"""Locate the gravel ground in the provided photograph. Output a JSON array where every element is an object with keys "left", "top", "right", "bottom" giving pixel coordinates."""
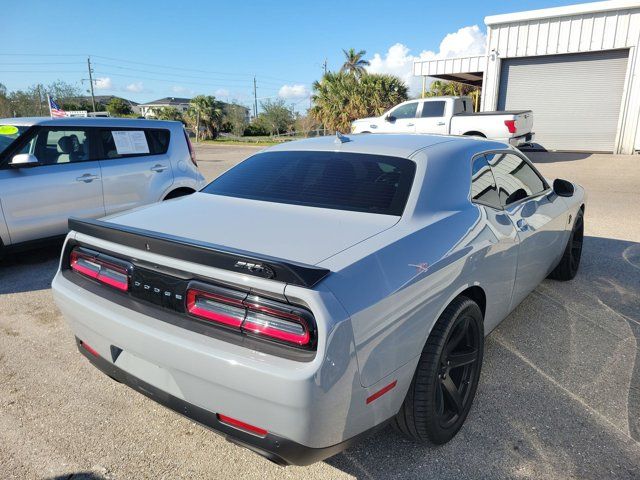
[{"left": 0, "top": 144, "right": 639, "bottom": 480}]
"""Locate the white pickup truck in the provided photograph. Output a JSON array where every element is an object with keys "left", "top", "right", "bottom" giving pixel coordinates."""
[{"left": 351, "top": 96, "right": 534, "bottom": 147}]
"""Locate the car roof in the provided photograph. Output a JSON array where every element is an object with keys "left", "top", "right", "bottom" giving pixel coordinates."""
[
  {"left": 267, "top": 133, "right": 509, "bottom": 159},
  {"left": 0, "top": 117, "right": 181, "bottom": 129}
]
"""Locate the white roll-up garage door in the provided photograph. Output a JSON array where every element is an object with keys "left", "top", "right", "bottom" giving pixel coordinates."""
[{"left": 497, "top": 49, "right": 629, "bottom": 152}]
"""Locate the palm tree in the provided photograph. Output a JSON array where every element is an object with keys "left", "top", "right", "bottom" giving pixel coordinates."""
[
  {"left": 341, "top": 48, "right": 370, "bottom": 76},
  {"left": 426, "top": 80, "right": 481, "bottom": 111},
  {"left": 311, "top": 71, "right": 407, "bottom": 132},
  {"left": 187, "top": 95, "right": 224, "bottom": 140}
]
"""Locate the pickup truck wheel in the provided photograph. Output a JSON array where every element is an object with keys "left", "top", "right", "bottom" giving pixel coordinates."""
[
  {"left": 393, "top": 296, "right": 483, "bottom": 444},
  {"left": 548, "top": 208, "right": 584, "bottom": 281}
]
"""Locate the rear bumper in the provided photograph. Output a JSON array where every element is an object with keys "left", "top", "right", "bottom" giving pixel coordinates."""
[
  {"left": 509, "top": 132, "right": 535, "bottom": 146},
  {"left": 75, "top": 337, "right": 371, "bottom": 466}
]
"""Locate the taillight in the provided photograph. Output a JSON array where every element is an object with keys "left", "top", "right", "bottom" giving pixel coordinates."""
[
  {"left": 504, "top": 119, "right": 517, "bottom": 134},
  {"left": 70, "top": 248, "right": 131, "bottom": 292},
  {"left": 184, "top": 129, "right": 197, "bottom": 166},
  {"left": 186, "top": 288, "right": 245, "bottom": 328},
  {"left": 186, "top": 285, "right": 314, "bottom": 348}
]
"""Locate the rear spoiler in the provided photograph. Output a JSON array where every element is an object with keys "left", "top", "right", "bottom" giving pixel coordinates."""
[{"left": 68, "top": 217, "right": 330, "bottom": 288}]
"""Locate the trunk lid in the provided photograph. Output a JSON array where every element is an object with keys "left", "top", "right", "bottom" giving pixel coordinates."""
[{"left": 103, "top": 193, "right": 400, "bottom": 266}]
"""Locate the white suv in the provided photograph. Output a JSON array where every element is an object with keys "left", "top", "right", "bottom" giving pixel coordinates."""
[{"left": 0, "top": 117, "right": 206, "bottom": 255}]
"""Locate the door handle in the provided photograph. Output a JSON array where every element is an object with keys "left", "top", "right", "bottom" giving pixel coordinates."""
[
  {"left": 150, "top": 164, "right": 168, "bottom": 173},
  {"left": 437, "top": 121, "right": 446, "bottom": 126},
  {"left": 516, "top": 219, "right": 530, "bottom": 231},
  {"left": 76, "top": 173, "right": 99, "bottom": 183},
  {"left": 407, "top": 123, "right": 415, "bottom": 127}
]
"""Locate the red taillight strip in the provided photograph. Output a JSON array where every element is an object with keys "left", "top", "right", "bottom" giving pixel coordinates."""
[
  {"left": 217, "top": 414, "right": 268, "bottom": 437},
  {"left": 80, "top": 341, "right": 100, "bottom": 358},
  {"left": 186, "top": 289, "right": 244, "bottom": 328},
  {"left": 366, "top": 380, "right": 397, "bottom": 404},
  {"left": 70, "top": 249, "right": 130, "bottom": 292},
  {"left": 242, "top": 309, "right": 310, "bottom": 346}
]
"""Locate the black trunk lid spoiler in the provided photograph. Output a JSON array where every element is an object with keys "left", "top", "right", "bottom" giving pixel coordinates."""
[{"left": 68, "top": 217, "right": 330, "bottom": 288}]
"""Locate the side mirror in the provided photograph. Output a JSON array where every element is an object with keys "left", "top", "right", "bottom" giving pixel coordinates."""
[
  {"left": 9, "top": 153, "right": 40, "bottom": 168},
  {"left": 553, "top": 178, "right": 575, "bottom": 197},
  {"left": 385, "top": 114, "right": 396, "bottom": 123}
]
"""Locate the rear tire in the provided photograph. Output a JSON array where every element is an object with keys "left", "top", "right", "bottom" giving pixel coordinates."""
[
  {"left": 393, "top": 296, "right": 484, "bottom": 444},
  {"left": 548, "top": 208, "right": 584, "bottom": 281}
]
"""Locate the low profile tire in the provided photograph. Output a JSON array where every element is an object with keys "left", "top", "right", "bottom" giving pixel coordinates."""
[
  {"left": 548, "top": 209, "right": 584, "bottom": 281},
  {"left": 393, "top": 296, "right": 484, "bottom": 444}
]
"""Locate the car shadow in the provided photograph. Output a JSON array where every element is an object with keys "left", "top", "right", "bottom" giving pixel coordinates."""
[
  {"left": 325, "top": 235, "right": 640, "bottom": 479},
  {"left": 45, "top": 474, "right": 108, "bottom": 480},
  {"left": 0, "top": 242, "right": 62, "bottom": 294}
]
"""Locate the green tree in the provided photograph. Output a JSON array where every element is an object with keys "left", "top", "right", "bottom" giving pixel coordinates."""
[
  {"left": 152, "top": 106, "right": 183, "bottom": 121},
  {"left": 106, "top": 97, "right": 133, "bottom": 116},
  {"left": 222, "top": 103, "right": 249, "bottom": 137},
  {"left": 256, "top": 98, "right": 294, "bottom": 135},
  {"left": 426, "top": 80, "right": 481, "bottom": 111},
  {"left": 0, "top": 83, "right": 11, "bottom": 118},
  {"left": 311, "top": 72, "right": 408, "bottom": 133},
  {"left": 186, "top": 95, "right": 224, "bottom": 140},
  {"left": 341, "top": 48, "right": 370, "bottom": 76}
]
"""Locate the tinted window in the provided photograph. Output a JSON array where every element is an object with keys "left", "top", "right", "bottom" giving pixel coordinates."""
[
  {"left": 27, "top": 128, "right": 92, "bottom": 165},
  {"left": 390, "top": 102, "right": 418, "bottom": 120},
  {"left": 421, "top": 101, "right": 445, "bottom": 117},
  {"left": 203, "top": 151, "right": 416, "bottom": 216},
  {"left": 98, "top": 129, "right": 170, "bottom": 159},
  {"left": 487, "top": 153, "right": 546, "bottom": 206},
  {"left": 471, "top": 156, "right": 501, "bottom": 209}
]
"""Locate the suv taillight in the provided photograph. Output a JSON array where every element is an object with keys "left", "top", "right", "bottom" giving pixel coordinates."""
[
  {"left": 184, "top": 129, "right": 197, "bottom": 166},
  {"left": 186, "top": 285, "right": 314, "bottom": 348},
  {"left": 504, "top": 119, "right": 517, "bottom": 134},
  {"left": 70, "top": 248, "right": 131, "bottom": 292}
]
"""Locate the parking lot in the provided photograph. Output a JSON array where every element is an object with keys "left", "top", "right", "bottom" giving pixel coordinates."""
[{"left": 0, "top": 144, "right": 639, "bottom": 480}]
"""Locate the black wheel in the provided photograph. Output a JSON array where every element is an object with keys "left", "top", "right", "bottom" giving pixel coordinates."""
[
  {"left": 548, "top": 208, "right": 584, "bottom": 281},
  {"left": 393, "top": 296, "right": 484, "bottom": 444}
]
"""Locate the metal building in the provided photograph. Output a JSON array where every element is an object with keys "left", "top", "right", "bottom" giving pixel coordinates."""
[{"left": 414, "top": 1, "right": 640, "bottom": 153}]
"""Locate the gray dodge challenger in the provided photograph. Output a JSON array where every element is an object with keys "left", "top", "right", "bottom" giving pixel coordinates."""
[{"left": 52, "top": 133, "right": 585, "bottom": 465}]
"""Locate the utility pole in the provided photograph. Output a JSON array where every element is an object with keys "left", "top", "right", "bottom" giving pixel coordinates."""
[
  {"left": 87, "top": 57, "right": 96, "bottom": 112},
  {"left": 36, "top": 85, "right": 43, "bottom": 116},
  {"left": 421, "top": 76, "right": 426, "bottom": 99},
  {"left": 196, "top": 109, "right": 200, "bottom": 143},
  {"left": 323, "top": 58, "right": 327, "bottom": 76},
  {"left": 253, "top": 76, "right": 258, "bottom": 119}
]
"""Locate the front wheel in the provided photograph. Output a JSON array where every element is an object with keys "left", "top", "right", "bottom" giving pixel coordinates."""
[{"left": 393, "top": 296, "right": 484, "bottom": 444}]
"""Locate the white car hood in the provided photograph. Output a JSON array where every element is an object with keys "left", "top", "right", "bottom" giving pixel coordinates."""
[{"left": 105, "top": 193, "right": 399, "bottom": 266}]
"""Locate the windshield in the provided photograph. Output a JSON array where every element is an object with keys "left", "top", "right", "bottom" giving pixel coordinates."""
[
  {"left": 202, "top": 151, "right": 416, "bottom": 216},
  {"left": 0, "top": 125, "right": 30, "bottom": 156}
]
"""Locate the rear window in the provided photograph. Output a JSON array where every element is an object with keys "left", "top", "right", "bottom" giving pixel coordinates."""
[{"left": 202, "top": 151, "right": 416, "bottom": 215}]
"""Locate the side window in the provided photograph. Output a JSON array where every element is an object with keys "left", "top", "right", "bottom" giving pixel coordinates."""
[
  {"left": 487, "top": 153, "right": 546, "bottom": 206},
  {"left": 98, "top": 129, "right": 170, "bottom": 160},
  {"left": 471, "top": 155, "right": 501, "bottom": 209},
  {"left": 390, "top": 102, "right": 418, "bottom": 120},
  {"left": 32, "top": 128, "right": 92, "bottom": 165},
  {"left": 421, "top": 101, "right": 445, "bottom": 118}
]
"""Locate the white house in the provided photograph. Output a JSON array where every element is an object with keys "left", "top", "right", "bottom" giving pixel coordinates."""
[
  {"left": 139, "top": 97, "right": 191, "bottom": 118},
  {"left": 414, "top": 0, "right": 640, "bottom": 153}
]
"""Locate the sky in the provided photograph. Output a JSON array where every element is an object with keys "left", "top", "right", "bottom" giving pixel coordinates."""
[{"left": 2, "top": 0, "right": 575, "bottom": 112}]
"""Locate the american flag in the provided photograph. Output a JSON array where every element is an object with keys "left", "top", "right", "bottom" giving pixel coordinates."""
[{"left": 48, "top": 95, "right": 66, "bottom": 118}]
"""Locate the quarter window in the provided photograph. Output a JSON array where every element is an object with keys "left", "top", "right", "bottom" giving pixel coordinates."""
[
  {"left": 471, "top": 156, "right": 501, "bottom": 209},
  {"left": 390, "top": 102, "right": 418, "bottom": 120},
  {"left": 421, "top": 101, "right": 445, "bottom": 118},
  {"left": 98, "top": 129, "right": 170, "bottom": 159},
  {"left": 486, "top": 153, "right": 546, "bottom": 206}
]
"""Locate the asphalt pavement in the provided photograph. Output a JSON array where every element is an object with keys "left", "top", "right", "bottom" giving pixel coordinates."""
[{"left": 0, "top": 144, "right": 639, "bottom": 479}]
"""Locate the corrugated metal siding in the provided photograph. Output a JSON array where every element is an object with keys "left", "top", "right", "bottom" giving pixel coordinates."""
[
  {"left": 413, "top": 55, "right": 487, "bottom": 76},
  {"left": 498, "top": 50, "right": 629, "bottom": 151},
  {"left": 488, "top": 8, "right": 640, "bottom": 56}
]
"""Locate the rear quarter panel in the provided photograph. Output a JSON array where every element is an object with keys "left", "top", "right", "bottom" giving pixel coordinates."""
[
  {"left": 165, "top": 125, "right": 206, "bottom": 194},
  {"left": 0, "top": 198, "right": 10, "bottom": 246}
]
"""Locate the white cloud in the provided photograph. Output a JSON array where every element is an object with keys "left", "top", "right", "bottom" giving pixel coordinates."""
[
  {"left": 278, "top": 84, "right": 309, "bottom": 99},
  {"left": 125, "top": 81, "right": 144, "bottom": 93},
  {"left": 93, "top": 77, "right": 112, "bottom": 90},
  {"left": 366, "top": 25, "right": 487, "bottom": 94},
  {"left": 215, "top": 88, "right": 230, "bottom": 98}
]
